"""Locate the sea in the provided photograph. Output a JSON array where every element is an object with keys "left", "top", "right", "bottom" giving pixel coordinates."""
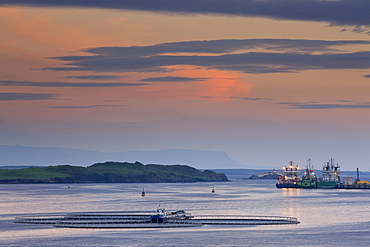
[{"left": 1, "top": 178, "right": 370, "bottom": 247}]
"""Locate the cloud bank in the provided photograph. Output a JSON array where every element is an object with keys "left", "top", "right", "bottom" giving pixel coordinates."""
[
  {"left": 0, "top": 81, "right": 149, "bottom": 87},
  {"left": 64, "top": 75, "right": 122, "bottom": 81},
  {"left": 44, "top": 39, "right": 370, "bottom": 74},
  {"left": 0, "top": 92, "right": 58, "bottom": 101},
  {"left": 48, "top": 105, "right": 115, "bottom": 109},
  {"left": 278, "top": 102, "right": 370, "bottom": 109},
  {"left": 141, "top": 76, "right": 207, "bottom": 82},
  {"left": 0, "top": 0, "right": 369, "bottom": 27}
]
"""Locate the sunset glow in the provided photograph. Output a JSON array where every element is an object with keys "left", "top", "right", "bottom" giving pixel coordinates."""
[{"left": 1, "top": 1, "right": 370, "bottom": 169}]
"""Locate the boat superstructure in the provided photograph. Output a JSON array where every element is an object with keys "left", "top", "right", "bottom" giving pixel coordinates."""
[
  {"left": 276, "top": 161, "right": 300, "bottom": 188},
  {"left": 151, "top": 206, "right": 192, "bottom": 223},
  {"left": 317, "top": 158, "right": 340, "bottom": 189}
]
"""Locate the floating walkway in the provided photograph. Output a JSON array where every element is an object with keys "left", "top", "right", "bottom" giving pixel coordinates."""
[
  {"left": 194, "top": 215, "right": 299, "bottom": 225},
  {"left": 14, "top": 211, "right": 300, "bottom": 228}
]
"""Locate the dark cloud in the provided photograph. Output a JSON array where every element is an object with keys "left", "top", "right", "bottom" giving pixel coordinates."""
[
  {"left": 200, "top": 96, "right": 273, "bottom": 101},
  {"left": 48, "top": 105, "right": 115, "bottom": 109},
  {"left": 278, "top": 102, "right": 370, "bottom": 109},
  {"left": 81, "top": 39, "right": 369, "bottom": 56},
  {"left": 141, "top": 76, "right": 207, "bottom": 82},
  {"left": 364, "top": 74, "right": 370, "bottom": 78},
  {"left": 44, "top": 39, "right": 370, "bottom": 74},
  {"left": 0, "top": 81, "right": 150, "bottom": 87},
  {"left": 0, "top": 92, "right": 58, "bottom": 101},
  {"left": 0, "top": 0, "right": 369, "bottom": 26},
  {"left": 236, "top": 97, "right": 273, "bottom": 101},
  {"left": 63, "top": 75, "right": 122, "bottom": 81}
]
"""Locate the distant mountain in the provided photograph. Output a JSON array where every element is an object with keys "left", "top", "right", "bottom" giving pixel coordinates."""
[{"left": 0, "top": 145, "right": 247, "bottom": 169}]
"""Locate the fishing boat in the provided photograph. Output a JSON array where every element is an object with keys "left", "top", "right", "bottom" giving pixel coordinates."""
[
  {"left": 276, "top": 161, "right": 300, "bottom": 188},
  {"left": 316, "top": 158, "right": 340, "bottom": 189},
  {"left": 151, "top": 206, "right": 192, "bottom": 223},
  {"left": 297, "top": 159, "right": 317, "bottom": 189}
]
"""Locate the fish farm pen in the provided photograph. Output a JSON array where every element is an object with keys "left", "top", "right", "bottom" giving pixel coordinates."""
[
  {"left": 13, "top": 211, "right": 300, "bottom": 228},
  {"left": 192, "top": 215, "right": 299, "bottom": 225}
]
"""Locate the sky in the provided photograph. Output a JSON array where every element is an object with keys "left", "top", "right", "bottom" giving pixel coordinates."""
[{"left": 0, "top": 0, "right": 370, "bottom": 170}]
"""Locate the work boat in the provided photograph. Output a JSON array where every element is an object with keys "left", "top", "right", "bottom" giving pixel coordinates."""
[
  {"left": 297, "top": 159, "right": 317, "bottom": 189},
  {"left": 276, "top": 161, "right": 300, "bottom": 188},
  {"left": 316, "top": 158, "right": 340, "bottom": 189},
  {"left": 151, "top": 206, "right": 192, "bottom": 223}
]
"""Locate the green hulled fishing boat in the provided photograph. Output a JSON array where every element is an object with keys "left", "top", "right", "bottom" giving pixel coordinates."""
[{"left": 297, "top": 159, "right": 317, "bottom": 189}]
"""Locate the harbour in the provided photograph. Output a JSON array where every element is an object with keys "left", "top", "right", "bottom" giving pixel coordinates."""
[
  {"left": 2, "top": 180, "right": 370, "bottom": 246},
  {"left": 275, "top": 158, "right": 370, "bottom": 190}
]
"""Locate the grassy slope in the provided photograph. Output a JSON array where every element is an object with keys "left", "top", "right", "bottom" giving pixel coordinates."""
[
  {"left": 0, "top": 162, "right": 228, "bottom": 183},
  {"left": 0, "top": 166, "right": 69, "bottom": 180}
]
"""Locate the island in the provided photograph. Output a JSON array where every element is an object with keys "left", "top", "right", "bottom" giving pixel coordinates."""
[
  {"left": 248, "top": 170, "right": 281, "bottom": 179},
  {"left": 0, "top": 161, "right": 229, "bottom": 183}
]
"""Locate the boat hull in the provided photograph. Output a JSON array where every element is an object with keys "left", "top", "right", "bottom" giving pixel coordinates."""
[
  {"left": 297, "top": 179, "right": 317, "bottom": 189},
  {"left": 316, "top": 181, "right": 338, "bottom": 189},
  {"left": 276, "top": 183, "right": 299, "bottom": 189}
]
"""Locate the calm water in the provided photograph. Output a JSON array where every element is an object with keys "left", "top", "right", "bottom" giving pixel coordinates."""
[{"left": 1, "top": 180, "right": 370, "bottom": 246}]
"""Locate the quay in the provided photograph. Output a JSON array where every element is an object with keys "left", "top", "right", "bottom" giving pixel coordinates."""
[{"left": 337, "top": 183, "right": 370, "bottom": 189}]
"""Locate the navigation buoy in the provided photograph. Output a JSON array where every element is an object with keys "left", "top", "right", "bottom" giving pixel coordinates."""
[
  {"left": 141, "top": 188, "right": 146, "bottom": 197},
  {"left": 212, "top": 185, "right": 215, "bottom": 193}
]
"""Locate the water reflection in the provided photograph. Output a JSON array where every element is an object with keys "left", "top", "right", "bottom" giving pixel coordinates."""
[{"left": 281, "top": 188, "right": 301, "bottom": 220}]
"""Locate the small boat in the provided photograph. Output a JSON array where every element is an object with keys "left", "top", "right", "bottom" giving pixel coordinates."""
[
  {"left": 316, "top": 158, "right": 340, "bottom": 189},
  {"left": 276, "top": 161, "right": 300, "bottom": 188}
]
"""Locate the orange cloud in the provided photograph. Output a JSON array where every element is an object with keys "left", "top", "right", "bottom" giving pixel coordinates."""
[
  {"left": 102, "top": 66, "right": 253, "bottom": 102},
  {"left": 0, "top": 7, "right": 130, "bottom": 54},
  {"left": 170, "top": 65, "right": 252, "bottom": 102},
  {"left": 0, "top": 7, "right": 114, "bottom": 82}
]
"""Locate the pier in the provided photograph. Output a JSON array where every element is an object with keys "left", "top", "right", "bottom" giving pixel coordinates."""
[{"left": 337, "top": 183, "right": 370, "bottom": 189}]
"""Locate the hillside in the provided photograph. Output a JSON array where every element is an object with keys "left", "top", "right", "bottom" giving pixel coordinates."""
[{"left": 0, "top": 161, "right": 229, "bottom": 183}]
